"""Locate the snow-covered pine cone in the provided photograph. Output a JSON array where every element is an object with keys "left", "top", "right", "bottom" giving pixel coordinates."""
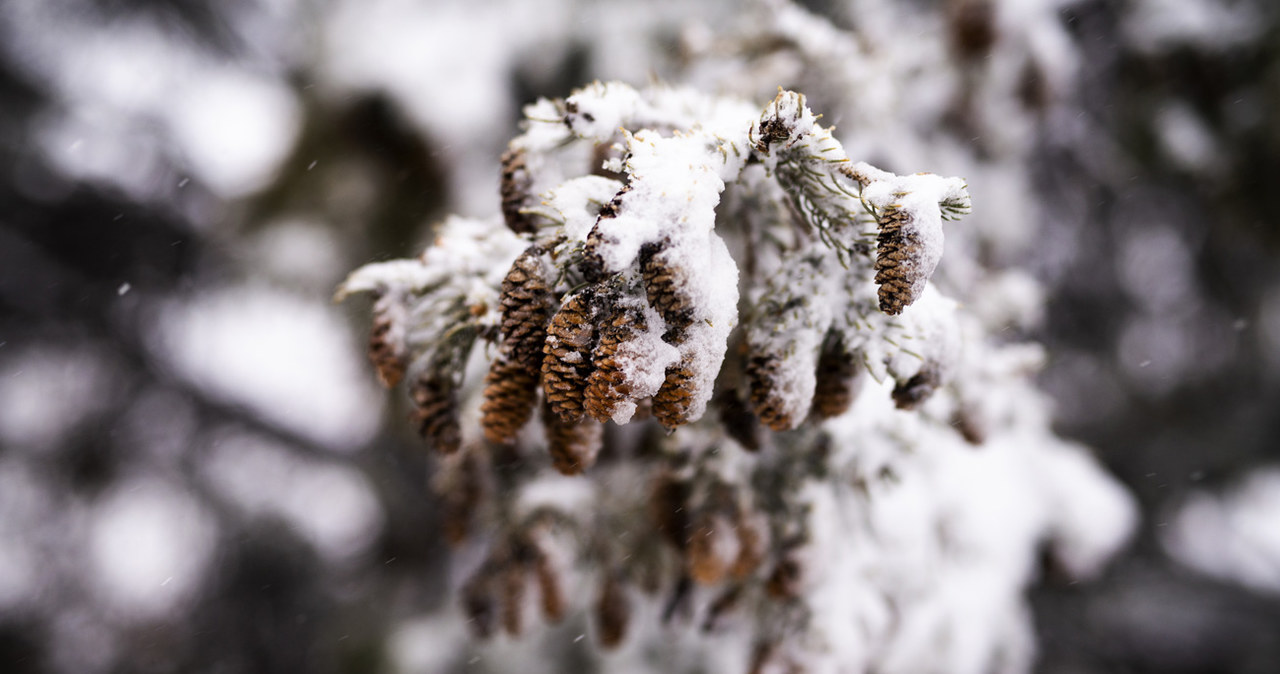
[
  {"left": 584, "top": 303, "right": 647, "bottom": 423},
  {"left": 746, "top": 352, "right": 796, "bottom": 432},
  {"left": 500, "top": 146, "right": 536, "bottom": 235},
  {"left": 892, "top": 362, "right": 943, "bottom": 410},
  {"left": 481, "top": 348, "right": 539, "bottom": 443},
  {"left": 368, "top": 293, "right": 407, "bottom": 388},
  {"left": 810, "top": 333, "right": 862, "bottom": 419},
  {"left": 875, "top": 203, "right": 926, "bottom": 315},
  {"left": 652, "top": 352, "right": 697, "bottom": 430},
  {"left": 595, "top": 571, "right": 632, "bottom": 649},
  {"left": 541, "top": 403, "right": 603, "bottom": 475},
  {"left": 639, "top": 239, "right": 695, "bottom": 331},
  {"left": 409, "top": 369, "right": 461, "bottom": 454},
  {"left": 501, "top": 245, "right": 555, "bottom": 376},
  {"left": 501, "top": 552, "right": 529, "bottom": 636},
  {"left": 580, "top": 186, "right": 628, "bottom": 283},
  {"left": 542, "top": 288, "right": 600, "bottom": 423}
]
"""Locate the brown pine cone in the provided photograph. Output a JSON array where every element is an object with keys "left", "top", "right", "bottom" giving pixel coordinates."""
[
  {"left": 542, "top": 403, "right": 603, "bottom": 475},
  {"left": 409, "top": 369, "right": 461, "bottom": 454},
  {"left": 481, "top": 349, "right": 539, "bottom": 444},
  {"left": 687, "top": 511, "right": 735, "bottom": 585},
  {"left": 595, "top": 572, "right": 631, "bottom": 649},
  {"left": 584, "top": 303, "right": 646, "bottom": 423},
  {"left": 501, "top": 246, "right": 555, "bottom": 376},
  {"left": 530, "top": 541, "right": 567, "bottom": 623},
  {"left": 500, "top": 146, "right": 536, "bottom": 235},
  {"left": 639, "top": 239, "right": 695, "bottom": 331},
  {"left": 892, "top": 362, "right": 943, "bottom": 410},
  {"left": 368, "top": 292, "right": 407, "bottom": 388},
  {"left": 461, "top": 564, "right": 500, "bottom": 639},
  {"left": 715, "top": 389, "right": 761, "bottom": 451},
  {"left": 580, "top": 186, "right": 629, "bottom": 282},
  {"left": 437, "top": 450, "right": 486, "bottom": 545},
  {"left": 747, "top": 352, "right": 795, "bottom": 432},
  {"left": 652, "top": 353, "right": 697, "bottom": 430},
  {"left": 649, "top": 473, "right": 692, "bottom": 551},
  {"left": 542, "top": 289, "right": 600, "bottom": 423},
  {"left": 730, "top": 510, "right": 768, "bottom": 579},
  {"left": 810, "top": 333, "right": 862, "bottom": 420},
  {"left": 875, "top": 203, "right": 925, "bottom": 316}
]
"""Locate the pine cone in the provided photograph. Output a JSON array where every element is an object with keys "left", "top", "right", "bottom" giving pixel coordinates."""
[
  {"left": 596, "top": 572, "right": 631, "bottom": 649},
  {"left": 501, "top": 246, "right": 555, "bottom": 376},
  {"left": 810, "top": 334, "right": 862, "bottom": 419},
  {"left": 581, "top": 186, "right": 629, "bottom": 283},
  {"left": 731, "top": 510, "right": 768, "bottom": 579},
  {"left": 530, "top": 541, "right": 567, "bottom": 623},
  {"left": 368, "top": 292, "right": 407, "bottom": 388},
  {"left": 461, "top": 564, "right": 500, "bottom": 639},
  {"left": 584, "top": 303, "right": 647, "bottom": 423},
  {"left": 542, "top": 403, "right": 603, "bottom": 475},
  {"left": 649, "top": 473, "right": 692, "bottom": 551},
  {"left": 716, "top": 388, "right": 761, "bottom": 451},
  {"left": 501, "top": 542, "right": 532, "bottom": 636},
  {"left": 652, "top": 353, "right": 697, "bottom": 430},
  {"left": 687, "top": 511, "right": 735, "bottom": 585},
  {"left": 481, "top": 349, "right": 539, "bottom": 444},
  {"left": 409, "top": 369, "right": 461, "bottom": 454},
  {"left": 542, "top": 288, "right": 600, "bottom": 423},
  {"left": 747, "top": 352, "right": 795, "bottom": 432},
  {"left": 639, "top": 239, "right": 695, "bottom": 331},
  {"left": 500, "top": 146, "right": 536, "bottom": 234},
  {"left": 892, "top": 362, "right": 943, "bottom": 410},
  {"left": 875, "top": 204, "right": 925, "bottom": 315},
  {"left": 438, "top": 450, "right": 486, "bottom": 545}
]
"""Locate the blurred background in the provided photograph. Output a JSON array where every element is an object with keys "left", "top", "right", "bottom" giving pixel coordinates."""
[{"left": 0, "top": 0, "right": 1278, "bottom": 672}]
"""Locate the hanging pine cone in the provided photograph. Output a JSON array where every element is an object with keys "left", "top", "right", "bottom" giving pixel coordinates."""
[
  {"left": 461, "top": 564, "right": 500, "bottom": 639},
  {"left": 501, "top": 543, "right": 532, "bottom": 636},
  {"left": 500, "top": 146, "right": 536, "bottom": 235},
  {"left": 542, "top": 288, "right": 601, "bottom": 423},
  {"left": 580, "top": 186, "right": 630, "bottom": 283},
  {"left": 639, "top": 239, "right": 695, "bottom": 331},
  {"left": 409, "top": 369, "right": 461, "bottom": 454},
  {"left": 747, "top": 352, "right": 796, "bottom": 432},
  {"left": 652, "top": 352, "right": 697, "bottom": 430},
  {"left": 437, "top": 450, "right": 486, "bottom": 545},
  {"left": 584, "top": 303, "right": 647, "bottom": 423},
  {"left": 481, "top": 349, "right": 539, "bottom": 444},
  {"left": 542, "top": 403, "right": 603, "bottom": 475},
  {"left": 595, "top": 571, "right": 631, "bottom": 649},
  {"left": 810, "top": 333, "right": 862, "bottom": 420},
  {"left": 687, "top": 511, "right": 735, "bottom": 585},
  {"left": 368, "top": 292, "right": 407, "bottom": 388},
  {"left": 716, "top": 388, "right": 761, "bottom": 451},
  {"left": 530, "top": 540, "right": 567, "bottom": 623},
  {"left": 649, "top": 472, "right": 692, "bottom": 551},
  {"left": 892, "top": 362, "right": 943, "bottom": 410},
  {"left": 501, "top": 245, "right": 555, "bottom": 376},
  {"left": 731, "top": 510, "right": 768, "bottom": 579},
  {"left": 875, "top": 203, "right": 925, "bottom": 316}
]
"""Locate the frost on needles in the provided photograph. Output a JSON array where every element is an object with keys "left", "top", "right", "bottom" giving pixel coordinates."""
[{"left": 336, "top": 82, "right": 1133, "bottom": 673}]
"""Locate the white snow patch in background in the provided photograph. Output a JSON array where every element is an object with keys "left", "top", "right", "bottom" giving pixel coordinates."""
[
  {"left": 87, "top": 479, "right": 217, "bottom": 618},
  {"left": 202, "top": 432, "right": 384, "bottom": 562},
  {"left": 1165, "top": 467, "right": 1280, "bottom": 595},
  {"left": 168, "top": 68, "right": 301, "bottom": 197},
  {"left": 156, "top": 284, "right": 383, "bottom": 450},
  {"left": 0, "top": 345, "right": 113, "bottom": 452}
]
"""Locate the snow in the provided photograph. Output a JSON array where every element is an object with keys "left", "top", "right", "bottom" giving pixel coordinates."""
[{"left": 1165, "top": 467, "right": 1280, "bottom": 594}]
